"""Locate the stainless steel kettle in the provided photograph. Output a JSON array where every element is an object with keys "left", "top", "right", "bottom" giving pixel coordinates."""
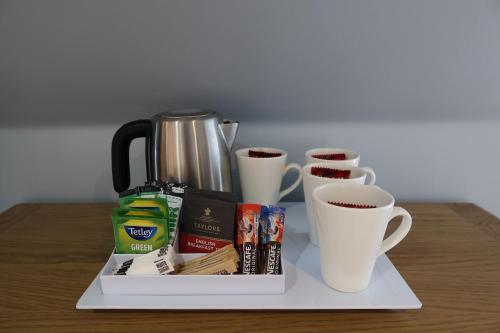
[{"left": 112, "top": 109, "right": 239, "bottom": 192}]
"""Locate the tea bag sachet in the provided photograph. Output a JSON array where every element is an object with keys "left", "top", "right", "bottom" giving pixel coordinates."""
[
  {"left": 112, "top": 215, "right": 169, "bottom": 254},
  {"left": 179, "top": 189, "right": 238, "bottom": 253}
]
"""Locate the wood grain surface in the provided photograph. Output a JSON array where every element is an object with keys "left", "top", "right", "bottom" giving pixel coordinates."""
[{"left": 0, "top": 203, "right": 499, "bottom": 332}]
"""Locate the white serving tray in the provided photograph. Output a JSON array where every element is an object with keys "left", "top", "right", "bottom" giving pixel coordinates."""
[{"left": 77, "top": 203, "right": 422, "bottom": 310}]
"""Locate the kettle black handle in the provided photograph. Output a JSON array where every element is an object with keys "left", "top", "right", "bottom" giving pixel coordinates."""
[{"left": 111, "top": 119, "right": 152, "bottom": 192}]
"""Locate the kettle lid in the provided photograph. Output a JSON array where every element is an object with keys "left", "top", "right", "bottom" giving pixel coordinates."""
[{"left": 154, "top": 109, "right": 219, "bottom": 120}]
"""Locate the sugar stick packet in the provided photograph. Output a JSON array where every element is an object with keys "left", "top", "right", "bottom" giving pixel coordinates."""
[
  {"left": 176, "top": 244, "right": 239, "bottom": 275},
  {"left": 176, "top": 245, "right": 239, "bottom": 271}
]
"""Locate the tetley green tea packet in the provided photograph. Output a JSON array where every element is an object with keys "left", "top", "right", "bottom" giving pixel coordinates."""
[
  {"left": 119, "top": 197, "right": 168, "bottom": 216},
  {"left": 112, "top": 215, "right": 169, "bottom": 254}
]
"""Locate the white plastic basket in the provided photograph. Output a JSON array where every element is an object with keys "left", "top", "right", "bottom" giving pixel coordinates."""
[{"left": 99, "top": 252, "right": 285, "bottom": 295}]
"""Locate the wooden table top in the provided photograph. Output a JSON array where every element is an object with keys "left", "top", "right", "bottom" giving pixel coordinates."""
[{"left": 0, "top": 203, "right": 499, "bottom": 332}]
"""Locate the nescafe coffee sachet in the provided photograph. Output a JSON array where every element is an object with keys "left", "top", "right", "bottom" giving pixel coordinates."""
[{"left": 237, "top": 204, "right": 285, "bottom": 275}]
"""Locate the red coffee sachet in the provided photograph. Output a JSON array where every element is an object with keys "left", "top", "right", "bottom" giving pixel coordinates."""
[
  {"left": 237, "top": 204, "right": 261, "bottom": 274},
  {"left": 311, "top": 167, "right": 351, "bottom": 179},
  {"left": 312, "top": 153, "right": 347, "bottom": 160},
  {"left": 328, "top": 202, "right": 377, "bottom": 209},
  {"left": 248, "top": 150, "right": 282, "bottom": 158}
]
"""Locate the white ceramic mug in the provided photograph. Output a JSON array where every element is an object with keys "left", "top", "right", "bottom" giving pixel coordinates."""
[
  {"left": 305, "top": 148, "right": 360, "bottom": 166},
  {"left": 303, "top": 162, "right": 376, "bottom": 245},
  {"left": 236, "top": 147, "right": 302, "bottom": 205},
  {"left": 312, "top": 183, "right": 412, "bottom": 292}
]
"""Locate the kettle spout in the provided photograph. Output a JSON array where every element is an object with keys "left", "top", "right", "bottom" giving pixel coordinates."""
[{"left": 219, "top": 120, "right": 239, "bottom": 150}]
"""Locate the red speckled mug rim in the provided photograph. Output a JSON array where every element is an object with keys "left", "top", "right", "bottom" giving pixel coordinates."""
[
  {"left": 306, "top": 148, "right": 359, "bottom": 161},
  {"left": 236, "top": 147, "right": 287, "bottom": 159}
]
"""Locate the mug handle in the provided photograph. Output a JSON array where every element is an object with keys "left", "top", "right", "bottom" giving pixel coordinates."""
[
  {"left": 279, "top": 163, "right": 303, "bottom": 200},
  {"left": 378, "top": 207, "right": 412, "bottom": 256},
  {"left": 360, "top": 166, "right": 376, "bottom": 185}
]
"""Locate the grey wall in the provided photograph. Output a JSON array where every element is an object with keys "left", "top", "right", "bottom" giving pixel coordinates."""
[{"left": 1, "top": 1, "right": 500, "bottom": 216}]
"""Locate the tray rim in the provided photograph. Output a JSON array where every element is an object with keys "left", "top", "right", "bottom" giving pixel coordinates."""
[{"left": 76, "top": 254, "right": 422, "bottom": 310}]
